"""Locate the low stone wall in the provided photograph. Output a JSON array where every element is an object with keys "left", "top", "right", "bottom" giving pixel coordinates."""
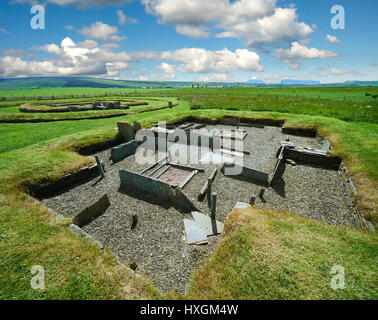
[
  {"left": 30, "top": 163, "right": 104, "bottom": 199},
  {"left": 221, "top": 163, "right": 269, "bottom": 185},
  {"left": 119, "top": 169, "right": 198, "bottom": 212},
  {"left": 282, "top": 126, "right": 317, "bottom": 137}
]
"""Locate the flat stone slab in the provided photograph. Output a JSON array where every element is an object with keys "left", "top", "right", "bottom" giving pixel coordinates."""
[
  {"left": 183, "top": 219, "right": 208, "bottom": 245},
  {"left": 192, "top": 211, "right": 224, "bottom": 236},
  {"left": 234, "top": 202, "right": 251, "bottom": 210}
]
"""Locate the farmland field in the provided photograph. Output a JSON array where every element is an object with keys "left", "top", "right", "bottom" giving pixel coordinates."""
[{"left": 0, "top": 86, "right": 377, "bottom": 300}]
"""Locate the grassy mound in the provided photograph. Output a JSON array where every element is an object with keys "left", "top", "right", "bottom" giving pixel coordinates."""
[{"left": 186, "top": 207, "right": 378, "bottom": 300}]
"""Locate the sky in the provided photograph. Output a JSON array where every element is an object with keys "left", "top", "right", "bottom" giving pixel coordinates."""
[{"left": 0, "top": 0, "right": 377, "bottom": 83}]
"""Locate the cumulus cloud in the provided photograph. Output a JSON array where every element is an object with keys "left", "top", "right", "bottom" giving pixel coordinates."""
[
  {"left": 156, "top": 62, "right": 176, "bottom": 79},
  {"left": 160, "top": 48, "right": 264, "bottom": 73},
  {"left": 329, "top": 68, "right": 360, "bottom": 76},
  {"left": 275, "top": 42, "right": 338, "bottom": 69},
  {"left": 11, "top": 0, "right": 133, "bottom": 8},
  {"left": 175, "top": 25, "right": 210, "bottom": 39},
  {"left": 117, "top": 10, "right": 138, "bottom": 25},
  {"left": 195, "top": 73, "right": 229, "bottom": 82},
  {"left": 2, "top": 48, "right": 37, "bottom": 59},
  {"left": 326, "top": 34, "right": 341, "bottom": 45},
  {"left": 78, "top": 22, "right": 126, "bottom": 42},
  {"left": 141, "top": 0, "right": 313, "bottom": 50},
  {"left": 0, "top": 37, "right": 133, "bottom": 77}
]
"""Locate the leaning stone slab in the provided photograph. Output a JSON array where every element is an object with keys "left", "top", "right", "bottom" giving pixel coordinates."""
[
  {"left": 192, "top": 211, "right": 224, "bottom": 236},
  {"left": 111, "top": 140, "right": 139, "bottom": 163},
  {"left": 73, "top": 194, "right": 110, "bottom": 227},
  {"left": 173, "top": 188, "right": 200, "bottom": 213},
  {"left": 117, "top": 122, "right": 135, "bottom": 141}
]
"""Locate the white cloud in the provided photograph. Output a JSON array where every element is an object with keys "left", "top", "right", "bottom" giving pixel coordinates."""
[
  {"left": 275, "top": 42, "right": 338, "bottom": 69},
  {"left": 195, "top": 73, "right": 229, "bottom": 82},
  {"left": 325, "top": 34, "right": 341, "bottom": 45},
  {"left": 102, "top": 43, "right": 121, "bottom": 49},
  {"left": 141, "top": 0, "right": 314, "bottom": 50},
  {"left": 65, "top": 25, "right": 74, "bottom": 30},
  {"left": 161, "top": 48, "right": 264, "bottom": 73},
  {"left": 117, "top": 10, "right": 127, "bottom": 25},
  {"left": 330, "top": 68, "right": 344, "bottom": 75},
  {"left": 175, "top": 25, "right": 210, "bottom": 39},
  {"left": 329, "top": 68, "right": 360, "bottom": 76},
  {"left": 156, "top": 62, "right": 176, "bottom": 79},
  {"left": 78, "top": 21, "right": 126, "bottom": 42},
  {"left": 0, "top": 37, "right": 133, "bottom": 78},
  {"left": 77, "top": 39, "right": 99, "bottom": 49},
  {"left": 11, "top": 0, "right": 133, "bottom": 8},
  {"left": 117, "top": 10, "right": 138, "bottom": 25},
  {"left": 2, "top": 48, "right": 37, "bottom": 60},
  {"left": 0, "top": 28, "right": 8, "bottom": 33}
]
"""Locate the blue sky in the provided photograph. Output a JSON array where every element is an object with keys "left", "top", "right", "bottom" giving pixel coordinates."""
[{"left": 0, "top": 0, "right": 377, "bottom": 83}]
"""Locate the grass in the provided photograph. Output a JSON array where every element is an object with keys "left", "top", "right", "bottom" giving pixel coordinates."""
[
  {"left": 185, "top": 207, "right": 378, "bottom": 300},
  {"left": 0, "top": 87, "right": 376, "bottom": 300},
  {"left": 0, "top": 97, "right": 176, "bottom": 122}
]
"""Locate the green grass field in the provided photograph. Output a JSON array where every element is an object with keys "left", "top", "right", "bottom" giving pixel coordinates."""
[{"left": 0, "top": 87, "right": 376, "bottom": 300}]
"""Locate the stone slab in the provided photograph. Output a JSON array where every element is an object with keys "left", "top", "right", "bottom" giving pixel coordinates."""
[
  {"left": 119, "top": 169, "right": 174, "bottom": 202},
  {"left": 117, "top": 122, "right": 135, "bottom": 141},
  {"left": 111, "top": 140, "right": 139, "bottom": 163},
  {"left": 191, "top": 211, "right": 224, "bottom": 236},
  {"left": 73, "top": 194, "right": 110, "bottom": 227},
  {"left": 221, "top": 163, "right": 269, "bottom": 184},
  {"left": 184, "top": 219, "right": 208, "bottom": 245},
  {"left": 283, "top": 147, "right": 342, "bottom": 169}
]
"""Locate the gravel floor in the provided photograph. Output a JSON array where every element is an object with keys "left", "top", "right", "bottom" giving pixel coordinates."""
[{"left": 42, "top": 123, "right": 359, "bottom": 293}]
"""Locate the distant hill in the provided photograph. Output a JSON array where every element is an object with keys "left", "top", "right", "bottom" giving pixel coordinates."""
[
  {"left": 0, "top": 77, "right": 376, "bottom": 90},
  {"left": 281, "top": 79, "right": 321, "bottom": 85},
  {"left": 245, "top": 79, "right": 266, "bottom": 84}
]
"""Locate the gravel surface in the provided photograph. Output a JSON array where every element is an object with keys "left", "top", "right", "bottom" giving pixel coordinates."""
[{"left": 42, "top": 123, "right": 360, "bottom": 293}]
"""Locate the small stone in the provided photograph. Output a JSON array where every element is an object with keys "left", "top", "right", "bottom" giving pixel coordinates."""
[{"left": 285, "top": 159, "right": 296, "bottom": 166}]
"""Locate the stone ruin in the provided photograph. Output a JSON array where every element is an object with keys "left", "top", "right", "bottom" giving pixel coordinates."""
[{"left": 33, "top": 116, "right": 375, "bottom": 292}]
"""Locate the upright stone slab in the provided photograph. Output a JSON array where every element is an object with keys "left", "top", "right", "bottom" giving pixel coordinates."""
[
  {"left": 117, "top": 122, "right": 135, "bottom": 141},
  {"left": 221, "top": 163, "right": 269, "bottom": 184},
  {"left": 119, "top": 169, "right": 174, "bottom": 202},
  {"left": 111, "top": 140, "right": 139, "bottom": 163},
  {"left": 133, "top": 121, "right": 142, "bottom": 133},
  {"left": 94, "top": 155, "right": 105, "bottom": 177}
]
